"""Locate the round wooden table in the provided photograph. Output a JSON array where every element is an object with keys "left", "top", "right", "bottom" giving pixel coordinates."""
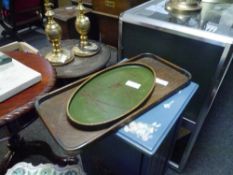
[
  {"left": 40, "top": 39, "right": 111, "bottom": 79},
  {"left": 0, "top": 51, "right": 55, "bottom": 127},
  {"left": 0, "top": 51, "right": 67, "bottom": 174}
]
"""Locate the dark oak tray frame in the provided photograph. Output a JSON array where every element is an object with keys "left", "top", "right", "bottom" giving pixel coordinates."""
[{"left": 35, "top": 53, "right": 191, "bottom": 155}]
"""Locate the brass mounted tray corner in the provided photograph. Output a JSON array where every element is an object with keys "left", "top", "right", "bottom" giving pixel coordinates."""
[{"left": 66, "top": 63, "right": 156, "bottom": 128}]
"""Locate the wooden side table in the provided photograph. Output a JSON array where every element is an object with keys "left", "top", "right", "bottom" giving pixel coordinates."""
[
  {"left": 0, "top": 52, "right": 76, "bottom": 174},
  {"left": 40, "top": 39, "right": 114, "bottom": 86}
]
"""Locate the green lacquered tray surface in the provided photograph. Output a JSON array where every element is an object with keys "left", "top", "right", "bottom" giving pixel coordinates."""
[{"left": 67, "top": 63, "right": 155, "bottom": 127}]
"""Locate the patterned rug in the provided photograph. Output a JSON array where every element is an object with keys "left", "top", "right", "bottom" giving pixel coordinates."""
[{"left": 5, "top": 162, "right": 86, "bottom": 175}]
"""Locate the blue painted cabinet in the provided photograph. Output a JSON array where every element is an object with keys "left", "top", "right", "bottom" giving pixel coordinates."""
[{"left": 82, "top": 83, "right": 198, "bottom": 175}]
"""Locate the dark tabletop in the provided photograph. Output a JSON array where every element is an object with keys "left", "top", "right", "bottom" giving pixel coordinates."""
[{"left": 40, "top": 39, "right": 111, "bottom": 79}]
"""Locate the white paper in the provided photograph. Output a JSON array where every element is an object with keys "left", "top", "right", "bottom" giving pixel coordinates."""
[
  {"left": 155, "top": 78, "right": 169, "bottom": 86},
  {"left": 125, "top": 80, "right": 141, "bottom": 89},
  {"left": 0, "top": 58, "right": 41, "bottom": 102}
]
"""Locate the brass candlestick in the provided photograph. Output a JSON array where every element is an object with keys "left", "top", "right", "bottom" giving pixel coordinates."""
[
  {"left": 72, "top": 0, "right": 100, "bottom": 57},
  {"left": 44, "top": 1, "right": 74, "bottom": 66}
]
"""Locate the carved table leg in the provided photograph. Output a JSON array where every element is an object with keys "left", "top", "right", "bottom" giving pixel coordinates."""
[
  {"left": 0, "top": 134, "right": 78, "bottom": 174},
  {"left": 0, "top": 150, "right": 15, "bottom": 175}
]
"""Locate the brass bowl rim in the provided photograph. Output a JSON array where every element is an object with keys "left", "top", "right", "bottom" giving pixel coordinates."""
[{"left": 166, "top": 1, "right": 202, "bottom": 12}]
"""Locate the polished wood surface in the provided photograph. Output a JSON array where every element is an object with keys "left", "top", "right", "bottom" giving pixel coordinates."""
[
  {"left": 0, "top": 51, "right": 55, "bottom": 126},
  {"left": 95, "top": 14, "right": 118, "bottom": 47}
]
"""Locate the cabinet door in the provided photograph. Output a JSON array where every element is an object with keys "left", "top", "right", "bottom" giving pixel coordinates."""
[{"left": 81, "top": 135, "right": 142, "bottom": 175}]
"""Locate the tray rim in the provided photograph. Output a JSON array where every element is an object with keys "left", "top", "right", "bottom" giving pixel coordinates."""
[
  {"left": 66, "top": 62, "right": 156, "bottom": 127},
  {"left": 35, "top": 53, "right": 192, "bottom": 153}
]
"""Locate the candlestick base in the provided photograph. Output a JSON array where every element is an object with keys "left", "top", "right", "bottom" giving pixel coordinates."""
[
  {"left": 72, "top": 41, "right": 101, "bottom": 57},
  {"left": 45, "top": 48, "right": 74, "bottom": 66}
]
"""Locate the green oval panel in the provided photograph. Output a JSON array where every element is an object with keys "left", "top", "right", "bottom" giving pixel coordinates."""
[{"left": 67, "top": 63, "right": 155, "bottom": 127}]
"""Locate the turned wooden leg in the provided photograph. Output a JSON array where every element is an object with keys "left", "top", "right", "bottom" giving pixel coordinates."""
[
  {"left": 12, "top": 138, "right": 79, "bottom": 166},
  {"left": 0, "top": 150, "right": 15, "bottom": 175},
  {"left": 0, "top": 134, "right": 78, "bottom": 174}
]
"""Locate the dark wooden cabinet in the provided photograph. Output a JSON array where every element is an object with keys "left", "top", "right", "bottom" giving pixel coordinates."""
[
  {"left": 53, "top": 7, "right": 99, "bottom": 40},
  {"left": 71, "top": 0, "right": 148, "bottom": 47},
  {"left": 92, "top": 0, "right": 147, "bottom": 47},
  {"left": 92, "top": 0, "right": 146, "bottom": 16}
]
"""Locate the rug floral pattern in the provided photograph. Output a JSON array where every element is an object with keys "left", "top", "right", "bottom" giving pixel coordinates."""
[{"left": 5, "top": 162, "right": 86, "bottom": 175}]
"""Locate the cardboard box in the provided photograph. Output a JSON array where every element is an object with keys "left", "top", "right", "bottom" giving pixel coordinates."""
[{"left": 0, "top": 42, "right": 38, "bottom": 54}]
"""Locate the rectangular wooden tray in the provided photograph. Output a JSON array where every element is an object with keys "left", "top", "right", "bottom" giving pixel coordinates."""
[{"left": 35, "top": 53, "right": 191, "bottom": 154}]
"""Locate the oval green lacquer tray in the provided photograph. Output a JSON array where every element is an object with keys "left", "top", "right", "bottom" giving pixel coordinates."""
[{"left": 67, "top": 63, "right": 156, "bottom": 127}]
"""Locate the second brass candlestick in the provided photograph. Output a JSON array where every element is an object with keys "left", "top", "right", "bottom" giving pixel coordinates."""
[{"left": 72, "top": 0, "right": 100, "bottom": 57}]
